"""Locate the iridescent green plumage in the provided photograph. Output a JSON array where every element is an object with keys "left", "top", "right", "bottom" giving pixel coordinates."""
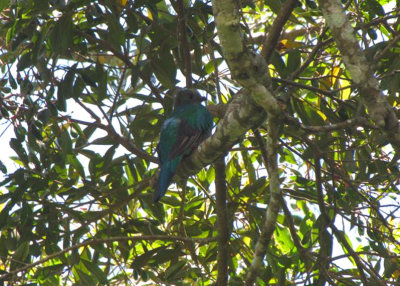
[{"left": 154, "top": 89, "right": 213, "bottom": 202}]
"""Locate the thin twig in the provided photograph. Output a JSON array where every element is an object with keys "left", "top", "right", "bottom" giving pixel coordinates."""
[{"left": 284, "top": 115, "right": 376, "bottom": 133}]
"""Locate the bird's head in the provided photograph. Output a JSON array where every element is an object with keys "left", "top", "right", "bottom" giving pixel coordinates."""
[{"left": 173, "top": 88, "right": 205, "bottom": 108}]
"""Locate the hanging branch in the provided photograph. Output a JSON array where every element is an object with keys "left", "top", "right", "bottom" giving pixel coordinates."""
[{"left": 214, "top": 157, "right": 230, "bottom": 285}]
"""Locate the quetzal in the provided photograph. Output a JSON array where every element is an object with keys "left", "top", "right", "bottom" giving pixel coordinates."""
[{"left": 154, "top": 89, "right": 213, "bottom": 202}]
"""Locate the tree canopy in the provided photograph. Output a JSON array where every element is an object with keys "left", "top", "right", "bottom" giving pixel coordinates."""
[{"left": 0, "top": 0, "right": 399, "bottom": 285}]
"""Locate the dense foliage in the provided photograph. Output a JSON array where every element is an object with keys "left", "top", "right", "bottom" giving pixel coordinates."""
[{"left": 0, "top": 0, "right": 399, "bottom": 284}]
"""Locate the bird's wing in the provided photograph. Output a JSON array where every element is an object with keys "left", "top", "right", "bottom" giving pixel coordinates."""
[
  {"left": 157, "top": 117, "right": 180, "bottom": 163},
  {"left": 168, "top": 119, "right": 207, "bottom": 159}
]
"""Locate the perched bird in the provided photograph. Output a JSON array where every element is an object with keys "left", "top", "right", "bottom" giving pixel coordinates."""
[{"left": 154, "top": 89, "right": 213, "bottom": 202}]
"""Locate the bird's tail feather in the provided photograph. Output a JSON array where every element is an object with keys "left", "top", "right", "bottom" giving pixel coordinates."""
[{"left": 154, "top": 161, "right": 176, "bottom": 202}]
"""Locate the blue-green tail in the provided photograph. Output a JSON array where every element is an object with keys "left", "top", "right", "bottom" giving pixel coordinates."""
[{"left": 154, "top": 159, "right": 180, "bottom": 202}]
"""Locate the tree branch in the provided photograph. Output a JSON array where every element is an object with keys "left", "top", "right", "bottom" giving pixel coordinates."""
[
  {"left": 187, "top": 0, "right": 297, "bottom": 197},
  {"left": 284, "top": 115, "right": 376, "bottom": 133},
  {"left": 261, "top": 0, "right": 299, "bottom": 62},
  {"left": 245, "top": 116, "right": 282, "bottom": 285},
  {"left": 314, "top": 156, "right": 335, "bottom": 285},
  {"left": 214, "top": 157, "right": 229, "bottom": 286},
  {"left": 211, "top": 0, "right": 282, "bottom": 116},
  {"left": 280, "top": 198, "right": 314, "bottom": 269},
  {"left": 317, "top": 0, "right": 400, "bottom": 148},
  {"left": 210, "top": 2, "right": 288, "bottom": 283}
]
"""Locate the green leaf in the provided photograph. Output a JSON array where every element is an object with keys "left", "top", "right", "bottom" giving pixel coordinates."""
[
  {"left": 67, "top": 154, "right": 85, "bottom": 178},
  {"left": 73, "top": 75, "right": 85, "bottom": 99},
  {"left": 75, "top": 268, "right": 96, "bottom": 285},
  {"left": 164, "top": 260, "right": 186, "bottom": 280},
  {"left": 58, "top": 130, "right": 73, "bottom": 154},
  {"left": 184, "top": 198, "right": 204, "bottom": 216},
  {"left": 270, "top": 51, "right": 287, "bottom": 78},
  {"left": 91, "top": 136, "right": 115, "bottom": 145},
  {"left": 82, "top": 259, "right": 108, "bottom": 284},
  {"left": 0, "top": 0, "right": 9, "bottom": 12},
  {"left": 75, "top": 125, "right": 96, "bottom": 148},
  {"left": 0, "top": 161, "right": 7, "bottom": 174},
  {"left": 106, "top": 13, "right": 125, "bottom": 50},
  {"left": 362, "top": 0, "right": 384, "bottom": 17},
  {"left": 131, "top": 247, "right": 162, "bottom": 269},
  {"left": 160, "top": 195, "right": 181, "bottom": 206},
  {"left": 10, "top": 138, "right": 28, "bottom": 163},
  {"left": 11, "top": 241, "right": 29, "bottom": 270},
  {"left": 51, "top": 12, "right": 73, "bottom": 54},
  {"left": 241, "top": 177, "right": 266, "bottom": 197},
  {"left": 152, "top": 50, "right": 177, "bottom": 88},
  {"left": 154, "top": 248, "right": 185, "bottom": 266},
  {"left": 94, "top": 63, "right": 108, "bottom": 101},
  {"left": 275, "top": 226, "right": 294, "bottom": 254},
  {"left": 57, "top": 65, "right": 77, "bottom": 111},
  {"left": 287, "top": 49, "right": 301, "bottom": 74},
  {"left": 17, "top": 51, "right": 32, "bottom": 71},
  {"left": 264, "top": 0, "right": 282, "bottom": 14},
  {"left": 204, "top": 58, "right": 223, "bottom": 74}
]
